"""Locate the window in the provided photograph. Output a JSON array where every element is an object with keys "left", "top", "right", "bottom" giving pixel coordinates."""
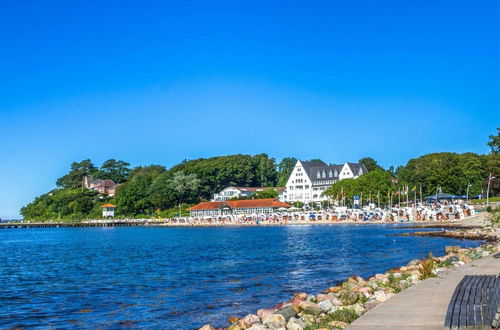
[
  {"left": 334, "top": 169, "right": 338, "bottom": 177},
  {"left": 322, "top": 170, "right": 326, "bottom": 178},
  {"left": 316, "top": 172, "right": 321, "bottom": 179},
  {"left": 328, "top": 170, "right": 333, "bottom": 177}
]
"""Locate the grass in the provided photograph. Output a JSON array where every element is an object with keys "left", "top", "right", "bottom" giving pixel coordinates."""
[
  {"left": 375, "top": 273, "right": 413, "bottom": 293},
  {"left": 470, "top": 196, "right": 500, "bottom": 204},
  {"left": 304, "top": 309, "right": 358, "bottom": 330}
]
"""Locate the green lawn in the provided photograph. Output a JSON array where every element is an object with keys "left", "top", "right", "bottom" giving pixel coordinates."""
[{"left": 470, "top": 196, "right": 500, "bottom": 204}]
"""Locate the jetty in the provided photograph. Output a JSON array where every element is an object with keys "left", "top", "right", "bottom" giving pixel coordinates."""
[
  {"left": 0, "top": 220, "right": 166, "bottom": 229},
  {"left": 348, "top": 255, "right": 500, "bottom": 330}
]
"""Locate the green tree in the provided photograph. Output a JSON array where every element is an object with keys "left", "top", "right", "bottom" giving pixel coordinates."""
[
  {"left": 359, "top": 157, "right": 384, "bottom": 172},
  {"left": 277, "top": 157, "right": 297, "bottom": 186},
  {"left": 96, "top": 159, "right": 131, "bottom": 183},
  {"left": 488, "top": 128, "right": 500, "bottom": 154},
  {"left": 56, "top": 159, "right": 98, "bottom": 188},
  {"left": 252, "top": 188, "right": 279, "bottom": 199}
]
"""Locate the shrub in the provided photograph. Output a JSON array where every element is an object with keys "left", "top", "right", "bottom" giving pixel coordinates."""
[{"left": 419, "top": 252, "right": 436, "bottom": 280}]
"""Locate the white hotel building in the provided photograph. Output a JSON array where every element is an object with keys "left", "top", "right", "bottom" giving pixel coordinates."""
[{"left": 283, "top": 160, "right": 367, "bottom": 204}]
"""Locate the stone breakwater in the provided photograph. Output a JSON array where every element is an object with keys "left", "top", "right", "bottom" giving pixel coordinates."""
[
  {"left": 199, "top": 243, "right": 500, "bottom": 330},
  {"left": 396, "top": 227, "right": 500, "bottom": 242}
]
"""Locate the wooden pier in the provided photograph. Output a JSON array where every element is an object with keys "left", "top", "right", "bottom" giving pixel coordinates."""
[{"left": 0, "top": 220, "right": 167, "bottom": 229}]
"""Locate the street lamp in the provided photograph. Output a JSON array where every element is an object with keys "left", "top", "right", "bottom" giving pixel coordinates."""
[
  {"left": 466, "top": 183, "right": 472, "bottom": 202},
  {"left": 486, "top": 174, "right": 496, "bottom": 207}
]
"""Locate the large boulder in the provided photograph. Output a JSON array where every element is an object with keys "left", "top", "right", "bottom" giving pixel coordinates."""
[
  {"left": 293, "top": 292, "right": 308, "bottom": 301},
  {"left": 199, "top": 325, "right": 215, "bottom": 330},
  {"left": 325, "top": 286, "right": 342, "bottom": 294},
  {"left": 247, "top": 324, "right": 266, "bottom": 330},
  {"left": 329, "top": 320, "right": 349, "bottom": 329},
  {"left": 242, "top": 314, "right": 260, "bottom": 325},
  {"left": 286, "top": 317, "right": 305, "bottom": 330},
  {"left": 318, "top": 299, "right": 333, "bottom": 312},
  {"left": 277, "top": 305, "right": 297, "bottom": 320},
  {"left": 298, "top": 301, "right": 321, "bottom": 315},
  {"left": 257, "top": 308, "right": 275, "bottom": 320},
  {"left": 262, "top": 313, "right": 286, "bottom": 329}
]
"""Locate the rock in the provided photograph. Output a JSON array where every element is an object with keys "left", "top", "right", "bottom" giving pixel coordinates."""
[
  {"left": 293, "top": 292, "right": 308, "bottom": 301},
  {"left": 277, "top": 305, "right": 297, "bottom": 320},
  {"left": 364, "top": 300, "right": 379, "bottom": 310},
  {"left": 407, "top": 259, "right": 420, "bottom": 266},
  {"left": 357, "top": 287, "right": 372, "bottom": 294},
  {"left": 326, "top": 286, "right": 342, "bottom": 293},
  {"left": 199, "top": 325, "right": 215, "bottom": 330},
  {"left": 228, "top": 316, "right": 240, "bottom": 324},
  {"left": 228, "top": 323, "right": 246, "bottom": 330},
  {"left": 262, "top": 313, "right": 286, "bottom": 329},
  {"left": 299, "top": 313, "right": 315, "bottom": 324},
  {"left": 329, "top": 320, "right": 349, "bottom": 329},
  {"left": 242, "top": 314, "right": 260, "bottom": 325},
  {"left": 353, "top": 303, "right": 366, "bottom": 315},
  {"left": 373, "top": 290, "right": 387, "bottom": 302},
  {"left": 318, "top": 299, "right": 333, "bottom": 312},
  {"left": 248, "top": 324, "right": 266, "bottom": 330},
  {"left": 316, "top": 294, "right": 329, "bottom": 302},
  {"left": 445, "top": 246, "right": 461, "bottom": 254},
  {"left": 326, "top": 295, "right": 342, "bottom": 306},
  {"left": 374, "top": 274, "right": 385, "bottom": 280},
  {"left": 298, "top": 301, "right": 321, "bottom": 315},
  {"left": 286, "top": 317, "right": 305, "bottom": 330},
  {"left": 257, "top": 309, "right": 275, "bottom": 320}
]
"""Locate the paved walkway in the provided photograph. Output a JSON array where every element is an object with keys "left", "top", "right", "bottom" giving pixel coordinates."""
[{"left": 348, "top": 255, "right": 500, "bottom": 330}]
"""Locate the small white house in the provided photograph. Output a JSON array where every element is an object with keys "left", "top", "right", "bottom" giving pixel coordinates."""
[
  {"left": 101, "top": 203, "right": 116, "bottom": 218},
  {"left": 212, "top": 187, "right": 285, "bottom": 202}
]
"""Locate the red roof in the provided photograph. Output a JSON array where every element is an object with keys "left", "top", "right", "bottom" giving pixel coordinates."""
[
  {"left": 188, "top": 198, "right": 290, "bottom": 211},
  {"left": 101, "top": 203, "right": 117, "bottom": 208}
]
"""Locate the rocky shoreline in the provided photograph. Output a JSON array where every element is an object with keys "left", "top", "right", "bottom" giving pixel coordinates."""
[{"left": 199, "top": 241, "right": 500, "bottom": 330}]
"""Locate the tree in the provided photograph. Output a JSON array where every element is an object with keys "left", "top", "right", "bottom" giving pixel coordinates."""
[
  {"left": 96, "top": 159, "right": 131, "bottom": 183},
  {"left": 308, "top": 159, "right": 326, "bottom": 165},
  {"left": 277, "top": 157, "right": 297, "bottom": 186},
  {"left": 56, "top": 159, "right": 98, "bottom": 188},
  {"left": 252, "top": 188, "right": 279, "bottom": 199},
  {"left": 359, "top": 157, "right": 384, "bottom": 172},
  {"left": 488, "top": 128, "right": 500, "bottom": 154}
]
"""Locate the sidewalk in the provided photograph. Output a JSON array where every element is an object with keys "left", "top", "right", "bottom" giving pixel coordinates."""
[{"left": 348, "top": 255, "right": 500, "bottom": 330}]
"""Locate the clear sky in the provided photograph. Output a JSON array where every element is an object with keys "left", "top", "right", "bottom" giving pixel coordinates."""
[{"left": 1, "top": 1, "right": 499, "bottom": 218}]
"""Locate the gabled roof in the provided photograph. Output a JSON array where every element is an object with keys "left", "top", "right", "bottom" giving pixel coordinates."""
[
  {"left": 346, "top": 162, "right": 368, "bottom": 175},
  {"left": 188, "top": 198, "right": 291, "bottom": 211}
]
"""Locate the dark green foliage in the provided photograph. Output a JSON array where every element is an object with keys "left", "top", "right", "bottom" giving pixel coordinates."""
[
  {"left": 168, "top": 154, "right": 278, "bottom": 199},
  {"left": 324, "top": 169, "right": 393, "bottom": 204},
  {"left": 20, "top": 188, "right": 104, "bottom": 220},
  {"left": 488, "top": 128, "right": 500, "bottom": 154},
  {"left": 359, "top": 157, "right": 384, "bottom": 172},
  {"left": 277, "top": 157, "right": 297, "bottom": 186},
  {"left": 252, "top": 188, "right": 279, "bottom": 199},
  {"left": 56, "top": 159, "right": 98, "bottom": 188},
  {"left": 397, "top": 152, "right": 498, "bottom": 196},
  {"left": 94, "top": 159, "right": 131, "bottom": 183}
]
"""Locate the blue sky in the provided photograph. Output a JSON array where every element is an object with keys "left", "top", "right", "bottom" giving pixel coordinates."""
[{"left": 1, "top": 1, "right": 499, "bottom": 218}]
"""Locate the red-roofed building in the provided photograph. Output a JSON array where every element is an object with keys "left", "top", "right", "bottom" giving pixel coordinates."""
[{"left": 188, "top": 198, "right": 291, "bottom": 217}]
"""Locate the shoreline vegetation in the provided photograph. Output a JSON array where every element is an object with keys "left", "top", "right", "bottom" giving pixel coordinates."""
[{"left": 197, "top": 212, "right": 500, "bottom": 330}]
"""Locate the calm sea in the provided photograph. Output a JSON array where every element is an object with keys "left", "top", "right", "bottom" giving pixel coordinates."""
[{"left": 0, "top": 225, "right": 481, "bottom": 329}]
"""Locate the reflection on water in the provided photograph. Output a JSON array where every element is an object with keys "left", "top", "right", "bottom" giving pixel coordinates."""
[{"left": 0, "top": 225, "right": 481, "bottom": 329}]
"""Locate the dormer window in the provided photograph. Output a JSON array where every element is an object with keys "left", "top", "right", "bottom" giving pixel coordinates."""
[
  {"left": 322, "top": 170, "right": 326, "bottom": 178},
  {"left": 328, "top": 170, "right": 333, "bottom": 177},
  {"left": 334, "top": 169, "right": 338, "bottom": 177},
  {"left": 316, "top": 172, "right": 321, "bottom": 179},
  {"left": 359, "top": 168, "right": 363, "bottom": 175}
]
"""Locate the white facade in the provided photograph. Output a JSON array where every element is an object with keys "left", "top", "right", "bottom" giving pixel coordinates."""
[
  {"left": 283, "top": 160, "right": 367, "bottom": 204},
  {"left": 212, "top": 186, "right": 285, "bottom": 202}
]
